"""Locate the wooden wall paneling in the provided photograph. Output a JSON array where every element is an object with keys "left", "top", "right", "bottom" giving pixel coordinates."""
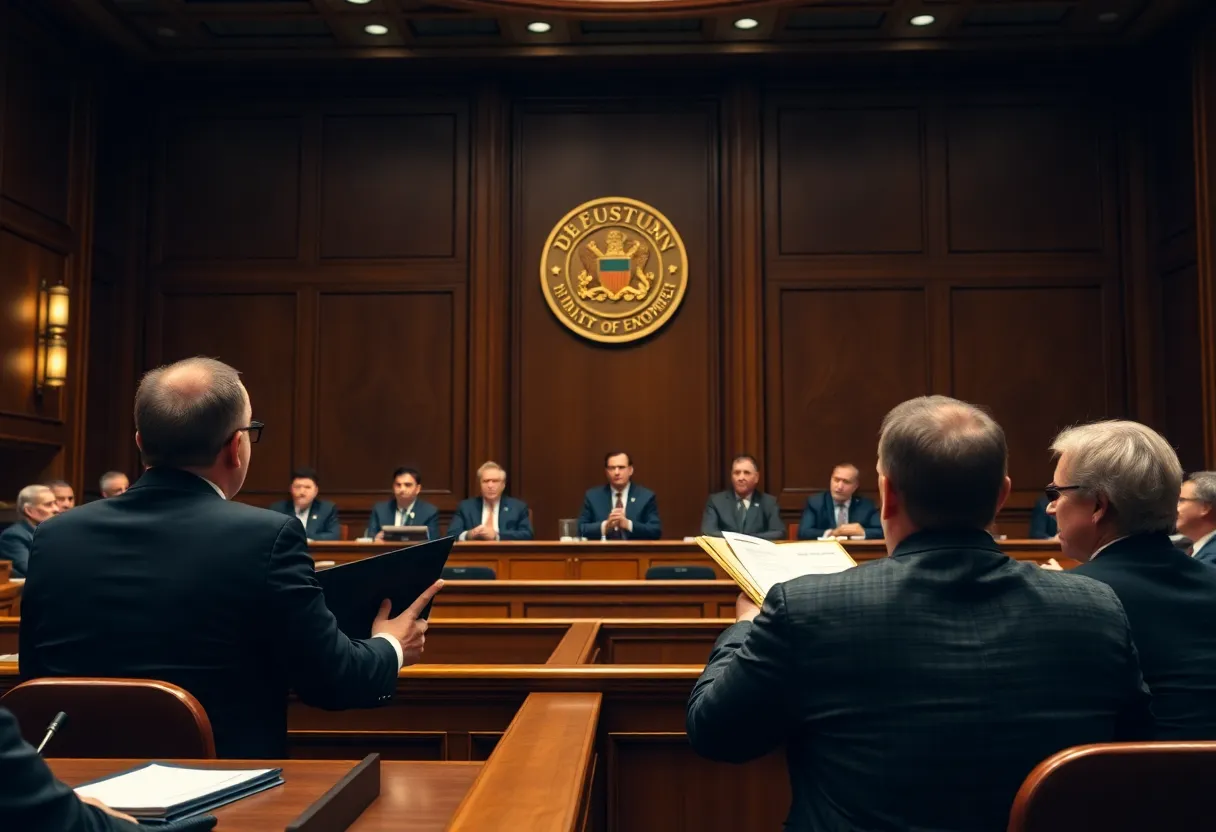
[
  {"left": 950, "top": 286, "right": 1109, "bottom": 493},
  {"left": 721, "top": 81, "right": 765, "bottom": 474},
  {"left": 467, "top": 83, "right": 510, "bottom": 476},
  {"left": 1193, "top": 15, "right": 1216, "bottom": 468},
  {"left": 155, "top": 290, "right": 298, "bottom": 494},
  {"left": 318, "top": 98, "right": 468, "bottom": 261},
  {"left": 314, "top": 286, "right": 467, "bottom": 505},
  {"left": 511, "top": 98, "right": 721, "bottom": 540},
  {"left": 155, "top": 103, "right": 304, "bottom": 264},
  {"left": 767, "top": 286, "right": 930, "bottom": 503}
]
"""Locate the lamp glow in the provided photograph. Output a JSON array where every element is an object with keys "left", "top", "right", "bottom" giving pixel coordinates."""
[
  {"left": 364, "top": 23, "right": 389, "bottom": 35},
  {"left": 36, "top": 281, "right": 69, "bottom": 393},
  {"left": 527, "top": 21, "right": 552, "bottom": 33},
  {"left": 909, "top": 15, "right": 936, "bottom": 26},
  {"left": 733, "top": 18, "right": 760, "bottom": 30}
]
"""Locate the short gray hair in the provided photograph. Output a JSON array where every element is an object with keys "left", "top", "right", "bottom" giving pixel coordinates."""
[
  {"left": 476, "top": 461, "right": 506, "bottom": 479},
  {"left": 1050, "top": 421, "right": 1182, "bottom": 536},
  {"left": 99, "top": 471, "right": 127, "bottom": 494},
  {"left": 135, "top": 357, "right": 247, "bottom": 469},
  {"left": 1186, "top": 471, "right": 1216, "bottom": 504},
  {"left": 878, "top": 396, "right": 1007, "bottom": 529},
  {"left": 17, "top": 484, "right": 52, "bottom": 517}
]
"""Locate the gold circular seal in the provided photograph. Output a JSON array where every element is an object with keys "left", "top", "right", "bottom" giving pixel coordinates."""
[{"left": 539, "top": 197, "right": 689, "bottom": 345}]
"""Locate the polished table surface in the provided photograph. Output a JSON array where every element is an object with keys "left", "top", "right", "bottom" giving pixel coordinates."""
[{"left": 51, "top": 758, "right": 482, "bottom": 831}]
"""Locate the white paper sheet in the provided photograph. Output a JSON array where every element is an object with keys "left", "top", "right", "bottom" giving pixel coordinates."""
[
  {"left": 74, "top": 764, "right": 276, "bottom": 813},
  {"left": 722, "top": 532, "right": 855, "bottom": 598}
]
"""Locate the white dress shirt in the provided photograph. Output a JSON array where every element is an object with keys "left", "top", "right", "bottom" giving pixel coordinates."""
[
  {"left": 295, "top": 503, "right": 310, "bottom": 528},
  {"left": 601, "top": 483, "right": 632, "bottom": 538},
  {"left": 395, "top": 501, "right": 417, "bottom": 527},
  {"left": 458, "top": 500, "right": 501, "bottom": 541},
  {"left": 194, "top": 472, "right": 403, "bottom": 668}
]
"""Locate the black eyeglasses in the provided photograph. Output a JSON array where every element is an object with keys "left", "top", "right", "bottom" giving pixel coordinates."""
[
  {"left": 237, "top": 420, "right": 264, "bottom": 444},
  {"left": 1044, "top": 483, "right": 1082, "bottom": 502}
]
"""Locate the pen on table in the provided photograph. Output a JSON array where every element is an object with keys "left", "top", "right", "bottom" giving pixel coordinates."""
[{"left": 36, "top": 711, "right": 68, "bottom": 754}]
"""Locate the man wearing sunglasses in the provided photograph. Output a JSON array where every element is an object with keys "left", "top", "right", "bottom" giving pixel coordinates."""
[
  {"left": 1046, "top": 421, "right": 1216, "bottom": 739},
  {"left": 20, "top": 357, "right": 442, "bottom": 758}
]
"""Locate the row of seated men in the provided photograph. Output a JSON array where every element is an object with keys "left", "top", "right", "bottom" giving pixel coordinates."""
[{"left": 8, "top": 355, "right": 1216, "bottom": 831}]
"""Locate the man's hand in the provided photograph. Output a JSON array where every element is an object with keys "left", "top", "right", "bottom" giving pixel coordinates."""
[
  {"left": 373, "top": 531, "right": 386, "bottom": 543},
  {"left": 735, "top": 592, "right": 761, "bottom": 622},
  {"left": 80, "top": 796, "right": 137, "bottom": 824},
  {"left": 832, "top": 522, "right": 865, "bottom": 537},
  {"left": 372, "top": 580, "right": 444, "bottom": 666},
  {"left": 1041, "top": 558, "right": 1064, "bottom": 571},
  {"left": 469, "top": 524, "right": 494, "bottom": 541},
  {"left": 607, "top": 507, "right": 626, "bottom": 530}
]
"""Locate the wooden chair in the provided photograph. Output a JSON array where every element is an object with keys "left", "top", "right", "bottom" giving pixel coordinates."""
[
  {"left": 1, "top": 678, "right": 216, "bottom": 758},
  {"left": 1008, "top": 741, "right": 1216, "bottom": 831}
]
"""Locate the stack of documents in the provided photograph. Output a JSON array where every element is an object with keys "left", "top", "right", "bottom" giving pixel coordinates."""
[
  {"left": 696, "top": 532, "right": 857, "bottom": 605},
  {"left": 74, "top": 763, "right": 283, "bottom": 824}
]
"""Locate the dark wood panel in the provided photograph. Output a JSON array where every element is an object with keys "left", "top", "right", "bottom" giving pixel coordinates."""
[
  {"left": 315, "top": 290, "right": 461, "bottom": 495},
  {"left": 157, "top": 292, "right": 297, "bottom": 494},
  {"left": 950, "top": 286, "right": 1109, "bottom": 493},
  {"left": 775, "top": 105, "right": 924, "bottom": 255},
  {"left": 160, "top": 115, "right": 301, "bottom": 261},
  {"left": 946, "top": 105, "right": 1104, "bottom": 253},
  {"left": 0, "top": 230, "right": 65, "bottom": 419},
  {"left": 320, "top": 113, "right": 460, "bottom": 260},
  {"left": 1162, "top": 264, "right": 1206, "bottom": 472},
  {"left": 771, "top": 287, "right": 928, "bottom": 496},
  {"left": 512, "top": 104, "right": 719, "bottom": 541},
  {"left": 0, "top": 21, "right": 72, "bottom": 226}
]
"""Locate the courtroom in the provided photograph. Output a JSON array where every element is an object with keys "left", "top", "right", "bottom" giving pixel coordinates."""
[{"left": 2, "top": 0, "right": 1216, "bottom": 829}]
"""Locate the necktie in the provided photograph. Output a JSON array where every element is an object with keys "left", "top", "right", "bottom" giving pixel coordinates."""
[
  {"left": 835, "top": 503, "right": 847, "bottom": 528},
  {"left": 736, "top": 499, "right": 747, "bottom": 529},
  {"left": 612, "top": 492, "right": 625, "bottom": 539},
  {"left": 485, "top": 503, "right": 497, "bottom": 533}
]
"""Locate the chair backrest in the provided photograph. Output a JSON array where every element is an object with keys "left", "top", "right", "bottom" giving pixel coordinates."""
[
  {"left": 1008, "top": 742, "right": 1216, "bottom": 831},
  {"left": 443, "top": 566, "right": 497, "bottom": 580},
  {"left": 1, "top": 677, "right": 216, "bottom": 758},
  {"left": 645, "top": 565, "right": 716, "bottom": 580}
]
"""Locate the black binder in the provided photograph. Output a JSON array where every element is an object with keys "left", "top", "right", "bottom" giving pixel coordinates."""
[{"left": 316, "top": 537, "right": 454, "bottom": 638}]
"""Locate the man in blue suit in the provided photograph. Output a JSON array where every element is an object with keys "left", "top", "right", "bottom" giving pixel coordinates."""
[
  {"left": 1178, "top": 472, "right": 1216, "bottom": 564},
  {"left": 797, "top": 464, "right": 882, "bottom": 540},
  {"left": 578, "top": 451, "right": 661, "bottom": 540},
  {"left": 1028, "top": 493, "right": 1058, "bottom": 539},
  {"left": 0, "top": 485, "right": 60, "bottom": 578},
  {"left": 448, "top": 461, "right": 533, "bottom": 541},
  {"left": 268, "top": 467, "right": 340, "bottom": 542},
  {"left": 366, "top": 467, "right": 440, "bottom": 541}
]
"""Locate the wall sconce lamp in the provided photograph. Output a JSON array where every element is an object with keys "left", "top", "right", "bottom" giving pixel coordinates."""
[{"left": 36, "top": 281, "right": 69, "bottom": 393}]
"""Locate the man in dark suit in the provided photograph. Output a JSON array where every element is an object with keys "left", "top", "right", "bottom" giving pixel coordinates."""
[
  {"left": 0, "top": 484, "right": 60, "bottom": 578},
  {"left": 448, "top": 461, "right": 533, "bottom": 541},
  {"left": 796, "top": 463, "right": 882, "bottom": 540},
  {"left": 21, "top": 357, "right": 441, "bottom": 758},
  {"left": 1028, "top": 492, "right": 1058, "bottom": 539},
  {"left": 688, "top": 396, "right": 1151, "bottom": 832},
  {"left": 366, "top": 467, "right": 440, "bottom": 541},
  {"left": 268, "top": 466, "right": 340, "bottom": 542},
  {"left": 1046, "top": 428, "right": 1216, "bottom": 739},
  {"left": 701, "top": 454, "right": 784, "bottom": 540},
  {"left": 578, "top": 451, "right": 661, "bottom": 540},
  {"left": 0, "top": 706, "right": 141, "bottom": 830},
  {"left": 1178, "top": 471, "right": 1216, "bottom": 564}
]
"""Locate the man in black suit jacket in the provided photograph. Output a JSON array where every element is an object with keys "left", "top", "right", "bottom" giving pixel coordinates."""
[
  {"left": 1178, "top": 471, "right": 1216, "bottom": 564},
  {"left": 366, "top": 467, "right": 441, "bottom": 541},
  {"left": 797, "top": 464, "right": 882, "bottom": 540},
  {"left": 1046, "top": 423, "right": 1216, "bottom": 739},
  {"left": 21, "top": 357, "right": 441, "bottom": 758},
  {"left": 578, "top": 451, "right": 661, "bottom": 540},
  {"left": 448, "top": 461, "right": 533, "bottom": 541},
  {"left": 0, "top": 484, "right": 60, "bottom": 578},
  {"left": 688, "top": 396, "right": 1151, "bottom": 832},
  {"left": 701, "top": 454, "right": 784, "bottom": 540},
  {"left": 268, "top": 466, "right": 341, "bottom": 541},
  {"left": 0, "top": 706, "right": 140, "bottom": 830}
]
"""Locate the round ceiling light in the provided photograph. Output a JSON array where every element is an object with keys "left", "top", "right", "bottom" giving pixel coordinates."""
[
  {"left": 364, "top": 23, "right": 389, "bottom": 35},
  {"left": 734, "top": 18, "right": 760, "bottom": 30},
  {"left": 345, "top": 0, "right": 373, "bottom": 5},
  {"left": 527, "top": 21, "right": 552, "bottom": 33},
  {"left": 909, "top": 15, "right": 936, "bottom": 26}
]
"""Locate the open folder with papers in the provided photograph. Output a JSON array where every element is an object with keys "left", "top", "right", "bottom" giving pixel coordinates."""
[
  {"left": 696, "top": 531, "right": 857, "bottom": 605},
  {"left": 73, "top": 763, "right": 283, "bottom": 824}
]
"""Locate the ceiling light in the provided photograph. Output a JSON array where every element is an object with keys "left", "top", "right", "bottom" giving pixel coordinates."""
[
  {"left": 909, "top": 14, "right": 936, "bottom": 26},
  {"left": 526, "top": 21, "right": 552, "bottom": 34},
  {"left": 733, "top": 18, "right": 760, "bottom": 30},
  {"left": 346, "top": 0, "right": 373, "bottom": 4},
  {"left": 364, "top": 24, "right": 389, "bottom": 35},
  {"left": 1098, "top": 12, "right": 1119, "bottom": 23}
]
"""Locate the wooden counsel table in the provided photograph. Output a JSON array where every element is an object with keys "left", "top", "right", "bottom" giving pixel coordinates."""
[
  {"left": 311, "top": 539, "right": 1070, "bottom": 578},
  {"left": 51, "top": 758, "right": 481, "bottom": 831}
]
